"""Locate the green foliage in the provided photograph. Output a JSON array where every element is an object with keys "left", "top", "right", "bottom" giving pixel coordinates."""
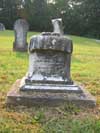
[
  {"left": 42, "top": 118, "right": 100, "bottom": 133},
  {"left": 34, "top": 111, "right": 45, "bottom": 123},
  {"left": 23, "top": 0, "right": 51, "bottom": 31},
  {"left": 0, "top": 0, "right": 100, "bottom": 38},
  {"left": 0, "top": 0, "right": 20, "bottom": 29}
]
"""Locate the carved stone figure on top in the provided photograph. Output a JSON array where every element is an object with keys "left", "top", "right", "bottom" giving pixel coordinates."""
[
  {"left": 52, "top": 18, "right": 64, "bottom": 35},
  {"left": 13, "top": 19, "right": 29, "bottom": 52}
]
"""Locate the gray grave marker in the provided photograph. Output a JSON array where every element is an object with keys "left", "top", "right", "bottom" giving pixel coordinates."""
[{"left": 13, "top": 19, "right": 29, "bottom": 52}]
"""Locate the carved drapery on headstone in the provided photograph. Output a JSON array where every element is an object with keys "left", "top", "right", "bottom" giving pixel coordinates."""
[
  {"left": 0, "top": 23, "right": 5, "bottom": 31},
  {"left": 13, "top": 19, "right": 29, "bottom": 52}
]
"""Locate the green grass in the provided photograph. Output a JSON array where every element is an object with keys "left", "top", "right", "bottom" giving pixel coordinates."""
[{"left": 0, "top": 30, "right": 100, "bottom": 133}]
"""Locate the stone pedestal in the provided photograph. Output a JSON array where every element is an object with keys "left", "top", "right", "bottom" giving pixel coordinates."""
[{"left": 7, "top": 79, "right": 96, "bottom": 107}]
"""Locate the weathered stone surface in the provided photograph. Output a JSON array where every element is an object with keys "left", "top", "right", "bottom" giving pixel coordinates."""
[
  {"left": 52, "top": 18, "right": 64, "bottom": 35},
  {"left": 6, "top": 80, "right": 96, "bottom": 107},
  {"left": 20, "top": 77, "right": 82, "bottom": 93},
  {"left": 29, "top": 34, "right": 73, "bottom": 53},
  {"left": 0, "top": 23, "right": 5, "bottom": 31},
  {"left": 13, "top": 19, "right": 29, "bottom": 52},
  {"left": 26, "top": 33, "right": 73, "bottom": 86}
]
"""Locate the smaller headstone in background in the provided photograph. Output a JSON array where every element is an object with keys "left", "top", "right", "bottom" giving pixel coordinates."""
[
  {"left": 0, "top": 23, "right": 5, "bottom": 31},
  {"left": 13, "top": 19, "right": 29, "bottom": 52}
]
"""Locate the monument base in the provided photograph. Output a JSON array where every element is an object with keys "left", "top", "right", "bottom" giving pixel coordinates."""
[
  {"left": 6, "top": 79, "right": 96, "bottom": 108},
  {"left": 13, "top": 42, "right": 28, "bottom": 52}
]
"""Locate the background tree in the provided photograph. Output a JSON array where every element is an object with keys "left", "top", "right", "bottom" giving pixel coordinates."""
[
  {"left": 0, "top": 0, "right": 23, "bottom": 29},
  {"left": 24, "top": 0, "right": 50, "bottom": 31},
  {"left": 0, "top": 0, "right": 100, "bottom": 39}
]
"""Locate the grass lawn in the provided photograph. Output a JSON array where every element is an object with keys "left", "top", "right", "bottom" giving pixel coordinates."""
[{"left": 0, "top": 30, "right": 100, "bottom": 133}]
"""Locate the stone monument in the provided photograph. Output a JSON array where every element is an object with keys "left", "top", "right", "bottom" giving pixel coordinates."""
[
  {"left": 7, "top": 18, "right": 96, "bottom": 107},
  {"left": 0, "top": 23, "right": 5, "bottom": 31},
  {"left": 13, "top": 19, "right": 29, "bottom": 52}
]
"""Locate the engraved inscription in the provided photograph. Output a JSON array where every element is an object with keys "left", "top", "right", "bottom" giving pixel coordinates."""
[{"left": 28, "top": 51, "right": 67, "bottom": 79}]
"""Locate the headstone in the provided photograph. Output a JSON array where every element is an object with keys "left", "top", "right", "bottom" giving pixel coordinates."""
[
  {"left": 0, "top": 23, "right": 5, "bottom": 31},
  {"left": 25, "top": 33, "right": 73, "bottom": 87},
  {"left": 13, "top": 19, "right": 29, "bottom": 52},
  {"left": 7, "top": 18, "right": 96, "bottom": 107}
]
